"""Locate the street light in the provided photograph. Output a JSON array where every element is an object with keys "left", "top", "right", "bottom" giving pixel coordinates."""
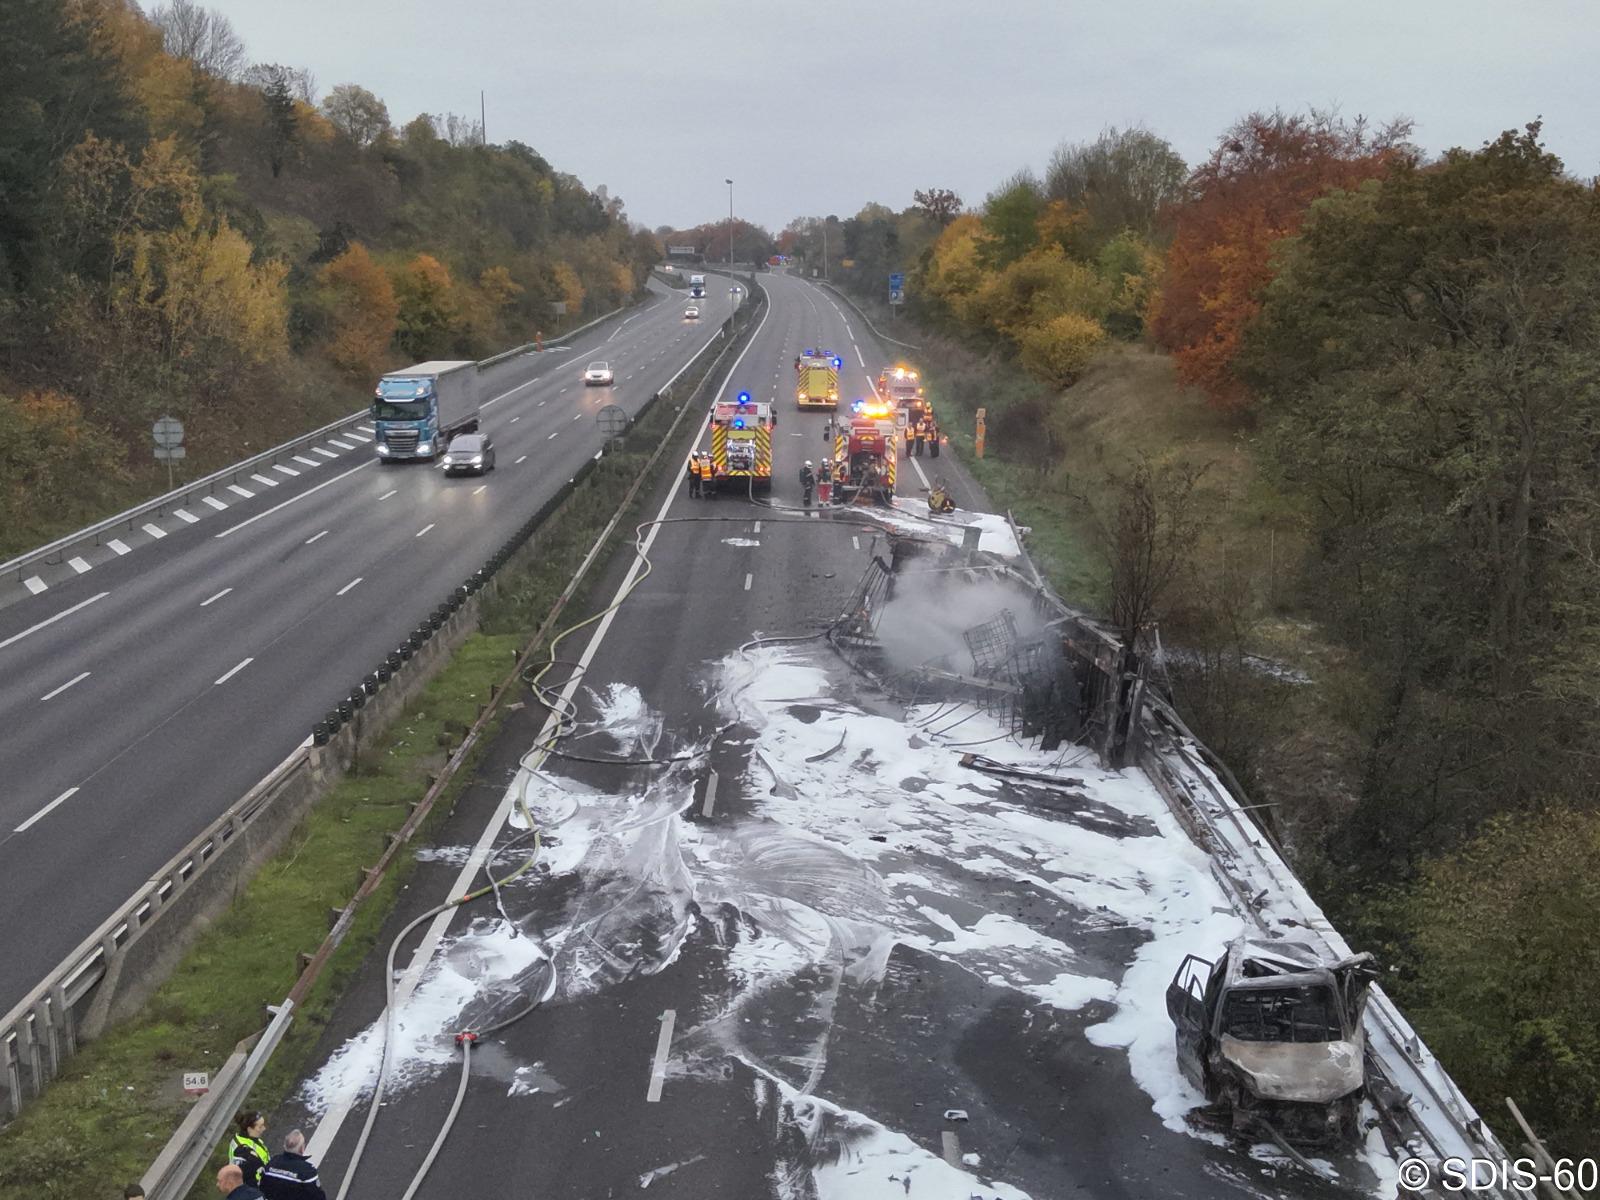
[{"left": 725, "top": 178, "right": 733, "bottom": 268}]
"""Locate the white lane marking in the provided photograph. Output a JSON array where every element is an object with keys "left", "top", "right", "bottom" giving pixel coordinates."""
[
  {"left": 216, "top": 460, "right": 372, "bottom": 538},
  {"left": 68, "top": 557, "right": 91, "bottom": 574},
  {"left": 228, "top": 483, "right": 256, "bottom": 498},
  {"left": 378, "top": 489, "right": 397, "bottom": 501},
  {"left": 343, "top": 431, "right": 372, "bottom": 442},
  {"left": 752, "top": 521, "right": 761, "bottom": 533},
  {"left": 743, "top": 573, "right": 753, "bottom": 591},
  {"left": 107, "top": 539, "right": 130, "bottom": 555},
  {"left": 336, "top": 577, "right": 363, "bottom": 596},
  {"left": 571, "top": 412, "right": 581, "bottom": 421},
  {"left": 605, "top": 323, "right": 624, "bottom": 342},
  {"left": 251, "top": 473, "right": 280, "bottom": 488},
  {"left": 941, "top": 1131, "right": 961, "bottom": 1166},
  {"left": 559, "top": 387, "right": 568, "bottom": 393},
  {"left": 214, "top": 657, "right": 253, "bottom": 685},
  {"left": 510, "top": 416, "right": 520, "bottom": 423},
  {"left": 203, "top": 495, "right": 229, "bottom": 511},
  {"left": 537, "top": 400, "right": 546, "bottom": 407},
  {"left": 305, "top": 530, "right": 329, "bottom": 545},
  {"left": 273, "top": 464, "right": 300, "bottom": 477},
  {"left": 473, "top": 485, "right": 487, "bottom": 495},
  {"left": 307, "top": 297, "right": 760, "bottom": 1160},
  {"left": 142, "top": 523, "right": 167, "bottom": 539},
  {"left": 200, "top": 587, "right": 232, "bottom": 607},
  {"left": 548, "top": 431, "right": 559, "bottom": 440},
  {"left": 293, "top": 454, "right": 319, "bottom": 467},
  {"left": 701, "top": 769, "right": 718, "bottom": 818},
  {"left": 358, "top": 425, "right": 375, "bottom": 434},
  {"left": 416, "top": 523, "right": 434, "bottom": 538},
  {"left": 41, "top": 671, "right": 91, "bottom": 701},
  {"left": 15, "top": 787, "right": 79, "bottom": 833},
  {"left": 515, "top": 455, "right": 527, "bottom": 464},
  {"left": 174, "top": 509, "right": 199, "bottom": 524},
  {"left": 22, "top": 577, "right": 47, "bottom": 595},
  {"left": 646, "top": 1009, "right": 676, "bottom": 1102},
  {"left": 855, "top": 345, "right": 866, "bottom": 367},
  {"left": 852, "top": 536, "right": 860, "bottom": 550},
  {"left": 910, "top": 455, "right": 931, "bottom": 491},
  {"left": 313, "top": 447, "right": 339, "bottom": 459},
  {"left": 328, "top": 439, "right": 355, "bottom": 450}
]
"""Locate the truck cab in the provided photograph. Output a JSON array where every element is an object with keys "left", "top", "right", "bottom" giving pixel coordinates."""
[
  {"left": 689, "top": 273, "right": 706, "bottom": 298},
  {"left": 373, "top": 361, "right": 480, "bottom": 462}
]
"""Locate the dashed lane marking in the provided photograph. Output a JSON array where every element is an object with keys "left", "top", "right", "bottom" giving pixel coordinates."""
[
  {"left": 15, "top": 787, "right": 79, "bottom": 833},
  {"left": 22, "top": 576, "right": 46, "bottom": 595},
  {"left": 305, "top": 530, "right": 328, "bottom": 545},
  {"left": 141, "top": 523, "right": 167, "bottom": 539},
  {"left": 227, "top": 483, "right": 255, "bottom": 498},
  {"left": 216, "top": 460, "right": 372, "bottom": 539},
  {"left": 292, "top": 455, "right": 320, "bottom": 467},
  {"left": 174, "top": 509, "right": 199, "bottom": 524},
  {"left": 336, "top": 577, "right": 363, "bottom": 596},
  {"left": 0, "top": 591, "right": 109, "bottom": 652},
  {"left": 852, "top": 536, "right": 860, "bottom": 550},
  {"left": 515, "top": 455, "right": 527, "bottom": 464},
  {"left": 328, "top": 439, "right": 355, "bottom": 450},
  {"left": 548, "top": 431, "right": 559, "bottom": 440},
  {"left": 40, "top": 671, "right": 90, "bottom": 702},
  {"left": 313, "top": 447, "right": 339, "bottom": 459},
  {"left": 753, "top": 521, "right": 761, "bottom": 533},
  {"left": 743, "top": 573, "right": 753, "bottom": 591},
  {"left": 510, "top": 416, "right": 520, "bottom": 423},
  {"left": 68, "top": 557, "right": 91, "bottom": 574},
  {"left": 273, "top": 464, "right": 300, "bottom": 477},
  {"left": 646, "top": 1010, "right": 676, "bottom": 1102},
  {"left": 202, "top": 495, "right": 229, "bottom": 511},
  {"left": 378, "top": 489, "right": 397, "bottom": 501},
  {"left": 855, "top": 345, "right": 866, "bottom": 367},
  {"left": 214, "top": 657, "right": 253, "bottom": 685},
  {"left": 250, "top": 474, "right": 280, "bottom": 488},
  {"left": 416, "top": 523, "right": 434, "bottom": 538},
  {"left": 200, "top": 588, "right": 232, "bottom": 607},
  {"left": 107, "top": 540, "right": 130, "bottom": 556}
]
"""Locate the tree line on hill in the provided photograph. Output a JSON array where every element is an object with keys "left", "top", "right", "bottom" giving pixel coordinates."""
[{"left": 0, "top": 0, "right": 657, "bottom": 551}]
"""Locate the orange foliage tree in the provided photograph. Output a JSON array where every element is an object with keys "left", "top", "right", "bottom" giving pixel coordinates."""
[
  {"left": 1151, "top": 110, "right": 1413, "bottom": 409},
  {"left": 318, "top": 243, "right": 398, "bottom": 375}
]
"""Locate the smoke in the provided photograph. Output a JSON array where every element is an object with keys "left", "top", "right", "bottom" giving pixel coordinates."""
[{"left": 872, "top": 571, "right": 1048, "bottom": 677}]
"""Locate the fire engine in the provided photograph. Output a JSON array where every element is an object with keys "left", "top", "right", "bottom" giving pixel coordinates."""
[
  {"left": 830, "top": 399, "right": 897, "bottom": 505},
  {"left": 708, "top": 391, "right": 774, "bottom": 492},
  {"left": 796, "top": 348, "right": 841, "bottom": 410},
  {"left": 876, "top": 364, "right": 931, "bottom": 429}
]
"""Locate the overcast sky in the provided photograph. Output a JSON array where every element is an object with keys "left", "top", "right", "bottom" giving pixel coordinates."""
[{"left": 200, "top": 0, "right": 1599, "bottom": 233}]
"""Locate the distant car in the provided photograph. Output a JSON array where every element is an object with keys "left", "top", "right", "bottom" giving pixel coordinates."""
[
  {"left": 442, "top": 432, "right": 495, "bottom": 476},
  {"left": 584, "top": 361, "right": 614, "bottom": 386},
  {"left": 684, "top": 305, "right": 700, "bottom": 320}
]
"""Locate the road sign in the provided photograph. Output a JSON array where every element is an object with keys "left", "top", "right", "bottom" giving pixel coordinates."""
[
  {"left": 889, "top": 272, "right": 905, "bottom": 305},
  {"left": 154, "top": 446, "right": 187, "bottom": 461},
  {"left": 153, "top": 416, "right": 184, "bottom": 448},
  {"left": 597, "top": 404, "right": 628, "bottom": 443},
  {"left": 182, "top": 1071, "right": 209, "bottom": 1095}
]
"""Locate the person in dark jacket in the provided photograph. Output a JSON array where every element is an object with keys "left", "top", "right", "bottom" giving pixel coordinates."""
[
  {"left": 228, "top": 1111, "right": 270, "bottom": 1188},
  {"left": 216, "top": 1164, "right": 264, "bottom": 1200},
  {"left": 260, "top": 1130, "right": 327, "bottom": 1200}
]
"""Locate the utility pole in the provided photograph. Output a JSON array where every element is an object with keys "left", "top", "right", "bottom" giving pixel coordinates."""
[
  {"left": 725, "top": 178, "right": 734, "bottom": 268},
  {"left": 480, "top": 90, "right": 486, "bottom": 144},
  {"left": 821, "top": 220, "right": 828, "bottom": 280}
]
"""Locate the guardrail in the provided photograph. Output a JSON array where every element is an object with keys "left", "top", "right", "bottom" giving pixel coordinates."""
[
  {"left": 126, "top": 286, "right": 766, "bottom": 1200},
  {"left": 815, "top": 281, "right": 922, "bottom": 351},
  {"left": 0, "top": 298, "right": 641, "bottom": 588},
  {"left": 0, "top": 288, "right": 760, "bottom": 1137}
]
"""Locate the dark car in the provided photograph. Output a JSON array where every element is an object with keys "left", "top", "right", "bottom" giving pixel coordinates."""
[{"left": 442, "top": 432, "right": 495, "bottom": 476}]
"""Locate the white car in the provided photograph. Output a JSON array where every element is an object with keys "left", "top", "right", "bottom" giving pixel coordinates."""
[
  {"left": 584, "top": 361, "right": 614, "bottom": 386},
  {"left": 684, "top": 305, "right": 700, "bottom": 320}
]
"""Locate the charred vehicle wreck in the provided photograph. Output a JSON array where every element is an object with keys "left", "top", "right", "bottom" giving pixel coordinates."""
[{"left": 1166, "top": 938, "right": 1378, "bottom": 1147}]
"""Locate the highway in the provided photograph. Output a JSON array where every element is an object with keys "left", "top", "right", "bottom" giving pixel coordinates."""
[
  {"left": 0, "top": 278, "right": 739, "bottom": 1016},
  {"left": 280, "top": 273, "right": 1387, "bottom": 1199}
]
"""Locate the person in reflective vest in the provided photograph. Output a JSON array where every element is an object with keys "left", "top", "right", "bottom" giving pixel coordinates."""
[
  {"left": 229, "top": 1111, "right": 270, "bottom": 1187},
  {"left": 686, "top": 452, "right": 702, "bottom": 498},
  {"left": 799, "top": 461, "right": 816, "bottom": 506}
]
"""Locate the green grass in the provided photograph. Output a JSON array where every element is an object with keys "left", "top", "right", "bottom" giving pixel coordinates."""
[{"left": 0, "top": 294, "right": 739, "bottom": 1200}]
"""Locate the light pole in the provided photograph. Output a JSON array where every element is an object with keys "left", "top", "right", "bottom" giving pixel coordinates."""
[{"left": 725, "top": 178, "right": 734, "bottom": 268}]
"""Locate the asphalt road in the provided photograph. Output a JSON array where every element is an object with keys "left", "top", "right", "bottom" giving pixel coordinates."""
[
  {"left": 0, "top": 279, "right": 742, "bottom": 1017},
  {"left": 281, "top": 274, "right": 1375, "bottom": 1198}
]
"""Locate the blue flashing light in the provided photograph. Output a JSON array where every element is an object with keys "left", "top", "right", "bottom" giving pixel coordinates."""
[
  {"left": 738, "top": 391, "right": 751, "bottom": 404},
  {"left": 833, "top": 357, "right": 842, "bottom": 369},
  {"left": 733, "top": 418, "right": 746, "bottom": 429}
]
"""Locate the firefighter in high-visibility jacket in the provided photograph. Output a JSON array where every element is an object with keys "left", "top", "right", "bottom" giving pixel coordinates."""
[
  {"left": 912, "top": 418, "right": 930, "bottom": 457},
  {"left": 927, "top": 415, "right": 941, "bottom": 457}
]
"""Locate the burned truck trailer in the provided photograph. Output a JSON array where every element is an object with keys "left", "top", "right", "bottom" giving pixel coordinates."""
[{"left": 1166, "top": 937, "right": 1378, "bottom": 1147}]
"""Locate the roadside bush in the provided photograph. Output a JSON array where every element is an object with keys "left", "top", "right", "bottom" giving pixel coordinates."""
[{"left": 1017, "top": 313, "right": 1106, "bottom": 387}]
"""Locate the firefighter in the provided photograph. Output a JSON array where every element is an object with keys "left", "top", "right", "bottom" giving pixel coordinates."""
[
  {"left": 700, "top": 453, "right": 717, "bottom": 499},
  {"left": 928, "top": 486, "right": 956, "bottom": 514},
  {"left": 928, "top": 416, "right": 941, "bottom": 458},
  {"left": 686, "top": 452, "right": 702, "bottom": 499},
  {"left": 799, "top": 460, "right": 816, "bottom": 506},
  {"left": 913, "top": 417, "right": 930, "bottom": 457}
]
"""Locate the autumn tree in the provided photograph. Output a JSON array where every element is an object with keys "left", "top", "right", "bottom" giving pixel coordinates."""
[
  {"left": 1151, "top": 109, "right": 1413, "bottom": 408},
  {"left": 912, "top": 187, "right": 962, "bottom": 226},
  {"left": 321, "top": 84, "right": 390, "bottom": 147},
  {"left": 317, "top": 243, "right": 397, "bottom": 375},
  {"left": 147, "top": 0, "right": 245, "bottom": 80},
  {"left": 0, "top": 391, "right": 127, "bottom": 554},
  {"left": 979, "top": 170, "right": 1043, "bottom": 269},
  {"left": 391, "top": 253, "right": 458, "bottom": 356},
  {"left": 1044, "top": 126, "right": 1187, "bottom": 243}
]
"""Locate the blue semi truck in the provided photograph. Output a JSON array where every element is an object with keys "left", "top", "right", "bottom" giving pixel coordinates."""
[{"left": 372, "top": 360, "right": 481, "bottom": 461}]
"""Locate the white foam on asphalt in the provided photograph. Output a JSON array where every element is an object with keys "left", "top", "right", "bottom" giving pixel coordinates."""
[{"left": 848, "top": 499, "right": 1023, "bottom": 558}]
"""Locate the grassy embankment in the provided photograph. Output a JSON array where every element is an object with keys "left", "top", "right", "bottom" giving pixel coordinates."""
[{"left": 0, "top": 357, "right": 715, "bottom": 1200}]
